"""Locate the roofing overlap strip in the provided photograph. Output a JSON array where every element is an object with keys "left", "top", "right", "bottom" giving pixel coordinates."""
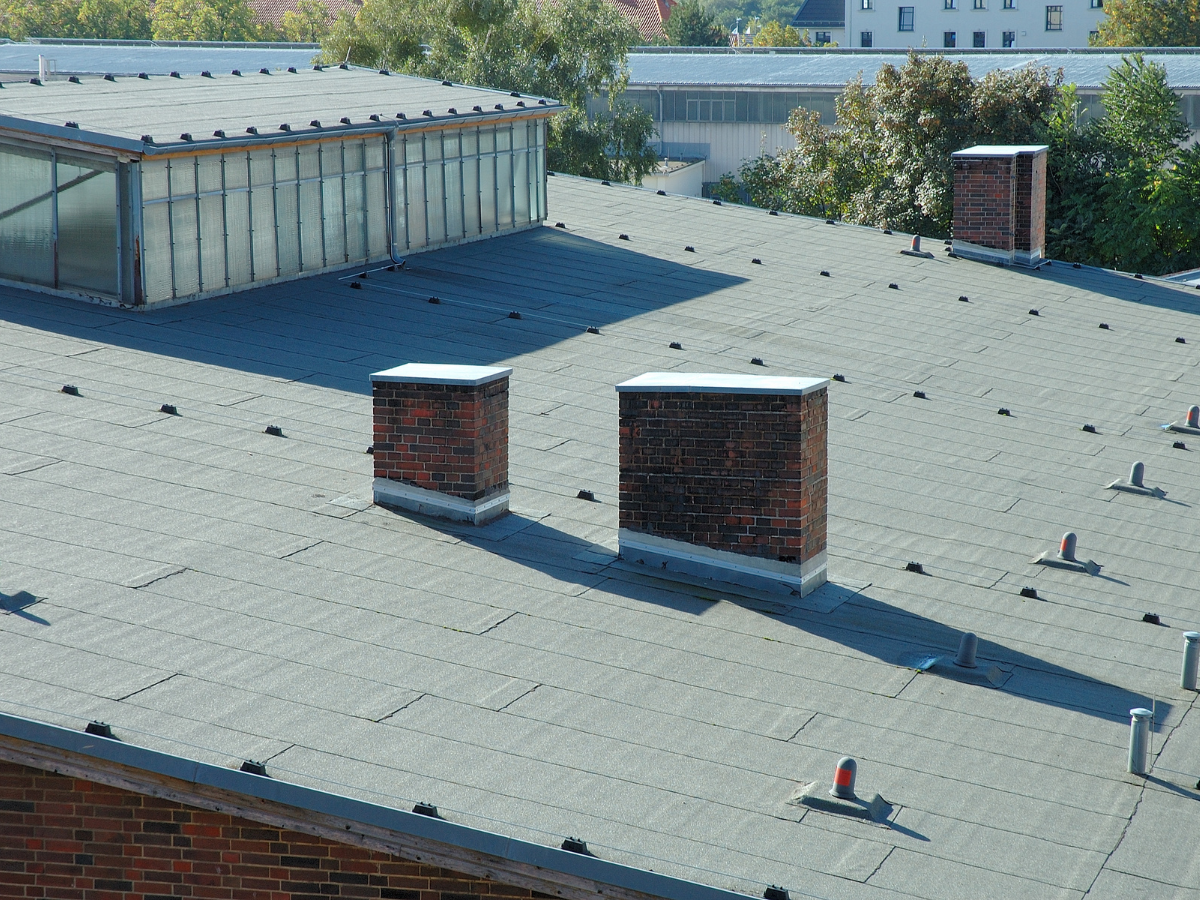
[{"left": 1, "top": 176, "right": 1199, "bottom": 900}]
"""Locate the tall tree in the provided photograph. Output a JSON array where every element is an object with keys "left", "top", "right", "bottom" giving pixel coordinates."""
[
  {"left": 279, "top": 0, "right": 333, "bottom": 42},
  {"left": 1092, "top": 0, "right": 1200, "bottom": 47},
  {"left": 152, "top": 0, "right": 262, "bottom": 41},
  {"left": 323, "top": 0, "right": 658, "bottom": 184},
  {"left": 0, "top": 0, "right": 151, "bottom": 39},
  {"left": 752, "top": 20, "right": 800, "bottom": 46},
  {"left": 664, "top": 0, "right": 726, "bottom": 46},
  {"left": 77, "top": 0, "right": 152, "bottom": 38}
]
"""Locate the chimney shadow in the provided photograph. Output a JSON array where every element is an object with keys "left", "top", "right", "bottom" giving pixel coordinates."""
[
  {"left": 1023, "top": 262, "right": 1200, "bottom": 322},
  {"left": 0, "top": 226, "right": 748, "bottom": 395},
  {"left": 1, "top": 591, "right": 50, "bottom": 626},
  {"left": 440, "top": 513, "right": 1164, "bottom": 727}
]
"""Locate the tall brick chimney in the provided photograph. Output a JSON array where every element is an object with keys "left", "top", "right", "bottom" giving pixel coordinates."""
[
  {"left": 616, "top": 373, "right": 829, "bottom": 597},
  {"left": 371, "top": 364, "right": 511, "bottom": 525},
  {"left": 952, "top": 145, "right": 1048, "bottom": 267}
]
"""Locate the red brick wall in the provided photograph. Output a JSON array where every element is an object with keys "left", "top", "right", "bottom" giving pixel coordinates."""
[
  {"left": 952, "top": 155, "right": 1015, "bottom": 252},
  {"left": 1013, "top": 151, "right": 1046, "bottom": 255},
  {"left": 0, "top": 761, "right": 540, "bottom": 900},
  {"left": 618, "top": 388, "right": 827, "bottom": 564},
  {"left": 372, "top": 379, "right": 509, "bottom": 502}
]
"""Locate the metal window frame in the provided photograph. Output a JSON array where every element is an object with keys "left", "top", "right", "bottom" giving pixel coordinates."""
[{"left": 898, "top": 6, "right": 914, "bottom": 30}]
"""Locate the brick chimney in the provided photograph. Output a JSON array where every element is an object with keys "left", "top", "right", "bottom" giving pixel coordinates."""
[
  {"left": 616, "top": 373, "right": 829, "bottom": 597},
  {"left": 952, "top": 145, "right": 1048, "bottom": 267},
  {"left": 371, "top": 364, "right": 511, "bottom": 525}
]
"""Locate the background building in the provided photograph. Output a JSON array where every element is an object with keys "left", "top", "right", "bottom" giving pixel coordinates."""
[
  {"left": 792, "top": 0, "right": 847, "bottom": 46},
  {"left": 844, "top": 0, "right": 1106, "bottom": 50}
]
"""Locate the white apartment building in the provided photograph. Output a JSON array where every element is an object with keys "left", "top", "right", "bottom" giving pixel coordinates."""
[{"left": 845, "top": 0, "right": 1106, "bottom": 50}]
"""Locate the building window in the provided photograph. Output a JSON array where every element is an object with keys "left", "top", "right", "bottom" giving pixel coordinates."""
[
  {"left": 861, "top": 0, "right": 873, "bottom": 9},
  {"left": 1003, "top": 0, "right": 1016, "bottom": 6},
  {"left": 815, "top": 31, "right": 831, "bottom": 43},
  {"left": 861, "top": 30, "right": 873, "bottom": 46},
  {"left": 1045, "top": 5, "right": 1062, "bottom": 29},
  {"left": 945, "top": 0, "right": 956, "bottom": 8},
  {"left": 944, "top": 31, "right": 956, "bottom": 47},
  {"left": 973, "top": 0, "right": 986, "bottom": 7},
  {"left": 1090, "top": 0, "right": 1102, "bottom": 6},
  {"left": 1002, "top": 29, "right": 1016, "bottom": 45},
  {"left": 899, "top": 7, "right": 914, "bottom": 30},
  {"left": 973, "top": 30, "right": 985, "bottom": 46}
]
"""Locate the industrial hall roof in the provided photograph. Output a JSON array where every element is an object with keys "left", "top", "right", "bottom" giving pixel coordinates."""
[
  {"left": 0, "top": 38, "right": 322, "bottom": 78},
  {"left": 2, "top": 174, "right": 1200, "bottom": 900},
  {"left": 0, "top": 65, "right": 561, "bottom": 156}
]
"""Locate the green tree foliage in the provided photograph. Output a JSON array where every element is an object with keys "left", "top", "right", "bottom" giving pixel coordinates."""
[
  {"left": 151, "top": 0, "right": 263, "bottom": 41},
  {"left": 739, "top": 53, "right": 1060, "bottom": 236},
  {"left": 324, "top": 0, "right": 659, "bottom": 184},
  {"left": 752, "top": 20, "right": 800, "bottom": 46},
  {"left": 1092, "top": 0, "right": 1200, "bottom": 47},
  {"left": 0, "top": 0, "right": 151, "bottom": 40},
  {"left": 705, "top": 0, "right": 794, "bottom": 31},
  {"left": 664, "top": 0, "right": 726, "bottom": 46},
  {"left": 280, "top": 0, "right": 334, "bottom": 42}
]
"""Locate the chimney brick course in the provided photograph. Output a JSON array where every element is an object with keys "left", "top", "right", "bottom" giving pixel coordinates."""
[
  {"left": 952, "top": 145, "right": 1048, "bottom": 267},
  {"left": 371, "top": 364, "right": 511, "bottom": 524},
  {"left": 616, "top": 373, "right": 828, "bottom": 597}
]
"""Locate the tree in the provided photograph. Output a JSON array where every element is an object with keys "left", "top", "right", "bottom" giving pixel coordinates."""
[
  {"left": 151, "top": 0, "right": 263, "bottom": 41},
  {"left": 323, "top": 0, "right": 659, "bottom": 184},
  {"left": 705, "top": 0, "right": 795, "bottom": 32},
  {"left": 280, "top": 0, "right": 333, "bottom": 42},
  {"left": 77, "top": 0, "right": 151, "bottom": 38},
  {"left": 752, "top": 20, "right": 800, "bottom": 46},
  {"left": 0, "top": 0, "right": 150, "bottom": 39},
  {"left": 664, "top": 0, "right": 726, "bottom": 46},
  {"left": 1092, "top": 0, "right": 1200, "bottom": 47}
]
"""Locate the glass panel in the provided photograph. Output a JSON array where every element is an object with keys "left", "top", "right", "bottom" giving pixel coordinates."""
[
  {"left": 0, "top": 143, "right": 53, "bottom": 287},
  {"left": 366, "top": 169, "right": 387, "bottom": 258},
  {"left": 250, "top": 182, "right": 277, "bottom": 279},
  {"left": 299, "top": 143, "right": 320, "bottom": 180},
  {"left": 496, "top": 151, "right": 513, "bottom": 230},
  {"left": 57, "top": 156, "right": 118, "bottom": 296},
  {"left": 497, "top": 126, "right": 511, "bottom": 152},
  {"left": 462, "top": 129, "right": 478, "bottom": 157},
  {"left": 479, "top": 151, "right": 496, "bottom": 235},
  {"left": 513, "top": 147, "right": 529, "bottom": 225},
  {"left": 479, "top": 127, "right": 495, "bottom": 154},
  {"left": 513, "top": 122, "right": 528, "bottom": 150},
  {"left": 199, "top": 193, "right": 226, "bottom": 291},
  {"left": 345, "top": 169, "right": 366, "bottom": 261},
  {"left": 274, "top": 146, "right": 298, "bottom": 183},
  {"left": 406, "top": 149, "right": 426, "bottom": 249},
  {"left": 444, "top": 155, "right": 463, "bottom": 241},
  {"left": 141, "top": 159, "right": 169, "bottom": 201},
  {"left": 197, "top": 154, "right": 223, "bottom": 194},
  {"left": 224, "top": 188, "right": 252, "bottom": 287},
  {"left": 366, "top": 138, "right": 385, "bottom": 170},
  {"left": 224, "top": 152, "right": 249, "bottom": 190},
  {"left": 250, "top": 149, "right": 274, "bottom": 186},
  {"left": 170, "top": 198, "right": 200, "bottom": 297},
  {"left": 463, "top": 148, "right": 480, "bottom": 236},
  {"left": 276, "top": 181, "right": 301, "bottom": 276},
  {"left": 141, "top": 200, "right": 173, "bottom": 302},
  {"left": 169, "top": 158, "right": 196, "bottom": 198},
  {"left": 322, "top": 169, "right": 346, "bottom": 263},
  {"left": 425, "top": 158, "right": 445, "bottom": 247},
  {"left": 299, "top": 179, "right": 323, "bottom": 270},
  {"left": 322, "top": 141, "right": 344, "bottom": 175},
  {"left": 344, "top": 139, "right": 364, "bottom": 175}
]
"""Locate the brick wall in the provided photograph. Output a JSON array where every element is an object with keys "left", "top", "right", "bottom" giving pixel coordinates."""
[
  {"left": 0, "top": 761, "right": 541, "bottom": 900},
  {"left": 618, "top": 388, "right": 827, "bottom": 564},
  {"left": 952, "top": 155, "right": 1015, "bottom": 252},
  {"left": 1012, "top": 151, "right": 1047, "bottom": 255},
  {"left": 372, "top": 379, "right": 509, "bottom": 503}
]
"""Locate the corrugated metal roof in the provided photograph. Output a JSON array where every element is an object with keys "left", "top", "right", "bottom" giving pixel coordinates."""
[
  {"left": 0, "top": 39, "right": 321, "bottom": 77},
  {"left": 0, "top": 66, "right": 561, "bottom": 156},
  {"left": 627, "top": 48, "right": 1200, "bottom": 89}
]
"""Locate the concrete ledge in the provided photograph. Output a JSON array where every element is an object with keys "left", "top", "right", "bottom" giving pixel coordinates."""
[
  {"left": 374, "top": 478, "right": 509, "bottom": 525},
  {"left": 788, "top": 782, "right": 892, "bottom": 823},
  {"left": 1107, "top": 480, "right": 1165, "bottom": 498},
  {"left": 953, "top": 144, "right": 1049, "bottom": 158},
  {"left": 618, "top": 529, "right": 827, "bottom": 598},
  {"left": 951, "top": 240, "right": 1043, "bottom": 269},
  {"left": 615, "top": 373, "right": 828, "bottom": 396},
  {"left": 1032, "top": 551, "right": 1100, "bottom": 575},
  {"left": 1167, "top": 422, "right": 1200, "bottom": 435},
  {"left": 371, "top": 364, "right": 512, "bottom": 386}
]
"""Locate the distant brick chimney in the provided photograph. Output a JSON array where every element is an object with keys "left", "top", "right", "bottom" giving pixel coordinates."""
[
  {"left": 616, "top": 373, "right": 828, "bottom": 597},
  {"left": 371, "top": 364, "right": 511, "bottom": 525},
  {"left": 952, "top": 145, "right": 1048, "bottom": 267}
]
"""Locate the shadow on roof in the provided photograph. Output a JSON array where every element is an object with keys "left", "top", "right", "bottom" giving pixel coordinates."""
[
  {"left": 1031, "top": 263, "right": 1200, "bottom": 322},
  {"left": 449, "top": 514, "right": 1166, "bottom": 726},
  {"left": 0, "top": 227, "right": 747, "bottom": 394}
]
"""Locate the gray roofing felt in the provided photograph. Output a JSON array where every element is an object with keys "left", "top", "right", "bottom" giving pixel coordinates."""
[
  {"left": 0, "top": 39, "right": 320, "bottom": 77},
  {"left": 0, "top": 67, "right": 557, "bottom": 154},
  {"left": 791, "top": 0, "right": 846, "bottom": 29},
  {"left": 2, "top": 175, "right": 1200, "bottom": 900},
  {"left": 626, "top": 48, "right": 1200, "bottom": 89}
]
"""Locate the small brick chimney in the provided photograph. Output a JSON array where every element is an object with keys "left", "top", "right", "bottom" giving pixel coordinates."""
[
  {"left": 952, "top": 145, "right": 1048, "bottom": 267},
  {"left": 616, "top": 373, "right": 828, "bottom": 597},
  {"left": 371, "top": 364, "right": 511, "bottom": 525}
]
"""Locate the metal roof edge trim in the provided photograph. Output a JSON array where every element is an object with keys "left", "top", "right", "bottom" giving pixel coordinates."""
[
  {"left": 0, "top": 115, "right": 142, "bottom": 154},
  {"left": 0, "top": 711, "right": 753, "bottom": 900}
]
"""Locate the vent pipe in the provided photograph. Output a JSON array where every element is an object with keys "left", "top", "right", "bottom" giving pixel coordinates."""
[
  {"left": 38, "top": 55, "right": 49, "bottom": 82},
  {"left": 953, "top": 632, "right": 978, "bottom": 668},
  {"left": 1183, "top": 632, "right": 1200, "bottom": 692},
  {"left": 1058, "top": 531, "right": 1077, "bottom": 562},
  {"left": 1128, "top": 708, "right": 1152, "bottom": 775},
  {"left": 830, "top": 757, "right": 857, "bottom": 799}
]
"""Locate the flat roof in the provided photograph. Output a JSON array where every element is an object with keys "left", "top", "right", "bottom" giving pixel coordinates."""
[
  {"left": 0, "top": 39, "right": 320, "bottom": 77},
  {"left": 1, "top": 174, "right": 1199, "bottom": 899},
  {"left": 625, "top": 48, "right": 1200, "bottom": 90},
  {"left": 0, "top": 66, "right": 562, "bottom": 156}
]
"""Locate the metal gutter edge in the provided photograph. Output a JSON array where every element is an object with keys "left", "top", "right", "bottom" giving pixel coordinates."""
[
  {"left": 0, "top": 711, "right": 752, "bottom": 900},
  {"left": 0, "top": 115, "right": 144, "bottom": 155}
]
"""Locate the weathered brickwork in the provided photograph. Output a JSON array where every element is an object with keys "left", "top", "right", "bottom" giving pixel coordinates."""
[
  {"left": 618, "top": 388, "right": 827, "bottom": 564},
  {"left": 372, "top": 378, "right": 508, "bottom": 502},
  {"left": 0, "top": 761, "right": 540, "bottom": 900},
  {"left": 952, "top": 156, "right": 1015, "bottom": 251},
  {"left": 1012, "top": 151, "right": 1047, "bottom": 255}
]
